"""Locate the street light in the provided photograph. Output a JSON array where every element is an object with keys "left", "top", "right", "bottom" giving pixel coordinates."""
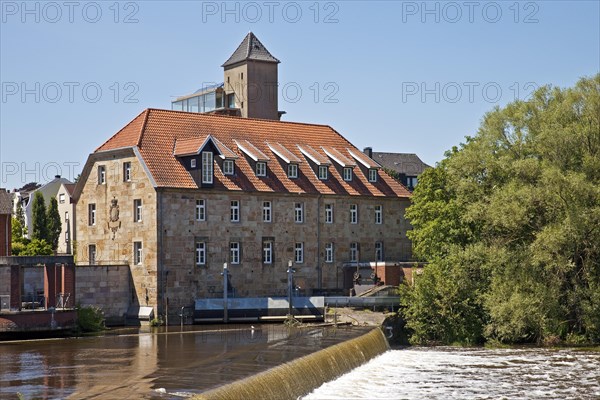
[
  {"left": 221, "top": 263, "right": 229, "bottom": 323},
  {"left": 287, "top": 260, "right": 295, "bottom": 317}
]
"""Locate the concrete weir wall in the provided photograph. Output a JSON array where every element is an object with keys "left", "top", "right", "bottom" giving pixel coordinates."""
[
  {"left": 194, "top": 327, "right": 389, "bottom": 400},
  {"left": 75, "top": 265, "right": 131, "bottom": 323}
]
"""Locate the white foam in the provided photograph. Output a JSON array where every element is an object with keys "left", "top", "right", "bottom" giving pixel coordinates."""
[{"left": 303, "top": 347, "right": 600, "bottom": 399}]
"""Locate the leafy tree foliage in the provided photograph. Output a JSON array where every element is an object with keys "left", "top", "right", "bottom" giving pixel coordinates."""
[
  {"left": 46, "top": 197, "right": 62, "bottom": 251},
  {"left": 18, "top": 182, "right": 40, "bottom": 192},
  {"left": 11, "top": 239, "right": 53, "bottom": 256},
  {"left": 401, "top": 75, "right": 600, "bottom": 344},
  {"left": 31, "top": 192, "right": 48, "bottom": 242}
]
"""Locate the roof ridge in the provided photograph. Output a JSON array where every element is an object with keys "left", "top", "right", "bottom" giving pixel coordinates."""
[{"left": 145, "top": 108, "right": 335, "bottom": 130}]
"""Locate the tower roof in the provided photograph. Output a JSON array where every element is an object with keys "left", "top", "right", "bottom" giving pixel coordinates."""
[{"left": 222, "top": 32, "right": 280, "bottom": 68}]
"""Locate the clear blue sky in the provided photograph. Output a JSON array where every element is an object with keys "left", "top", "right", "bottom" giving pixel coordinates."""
[{"left": 1, "top": 0, "right": 598, "bottom": 189}]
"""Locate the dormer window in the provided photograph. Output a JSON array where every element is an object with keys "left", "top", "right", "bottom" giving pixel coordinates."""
[
  {"left": 201, "top": 151, "right": 213, "bottom": 184},
  {"left": 174, "top": 135, "right": 237, "bottom": 186},
  {"left": 343, "top": 167, "right": 353, "bottom": 181},
  {"left": 318, "top": 165, "right": 328, "bottom": 180},
  {"left": 256, "top": 162, "right": 267, "bottom": 177},
  {"left": 288, "top": 164, "right": 298, "bottom": 179},
  {"left": 223, "top": 160, "right": 235, "bottom": 175},
  {"left": 368, "top": 169, "right": 377, "bottom": 182}
]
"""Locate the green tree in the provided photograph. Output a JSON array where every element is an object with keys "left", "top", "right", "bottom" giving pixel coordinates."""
[
  {"left": 46, "top": 197, "right": 62, "bottom": 251},
  {"left": 11, "top": 238, "right": 52, "bottom": 256},
  {"left": 401, "top": 74, "right": 600, "bottom": 345},
  {"left": 31, "top": 192, "right": 48, "bottom": 242},
  {"left": 15, "top": 200, "right": 26, "bottom": 236}
]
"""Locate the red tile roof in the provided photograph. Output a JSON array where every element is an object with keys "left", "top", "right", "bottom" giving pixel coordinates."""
[{"left": 95, "top": 109, "right": 411, "bottom": 198}]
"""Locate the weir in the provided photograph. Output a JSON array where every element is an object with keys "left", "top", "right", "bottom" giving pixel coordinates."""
[{"left": 193, "top": 327, "right": 389, "bottom": 400}]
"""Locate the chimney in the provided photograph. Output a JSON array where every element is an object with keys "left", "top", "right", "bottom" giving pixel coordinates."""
[
  {"left": 363, "top": 147, "right": 373, "bottom": 158},
  {"left": 55, "top": 175, "right": 61, "bottom": 179}
]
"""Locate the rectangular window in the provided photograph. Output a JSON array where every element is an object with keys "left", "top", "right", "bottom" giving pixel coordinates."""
[
  {"left": 343, "top": 167, "right": 353, "bottom": 181},
  {"left": 256, "top": 162, "right": 267, "bottom": 177},
  {"left": 88, "top": 244, "right": 96, "bottom": 265},
  {"left": 133, "top": 199, "right": 142, "bottom": 222},
  {"left": 262, "top": 239, "right": 273, "bottom": 264},
  {"left": 263, "top": 201, "right": 272, "bottom": 222},
  {"left": 88, "top": 204, "right": 96, "bottom": 226},
  {"left": 223, "top": 160, "right": 235, "bottom": 175},
  {"left": 123, "top": 162, "right": 132, "bottom": 182},
  {"left": 65, "top": 231, "right": 69, "bottom": 241},
  {"left": 65, "top": 211, "right": 69, "bottom": 221},
  {"left": 133, "top": 241, "right": 143, "bottom": 265},
  {"left": 350, "top": 204, "right": 358, "bottom": 224},
  {"left": 375, "top": 205, "right": 382, "bottom": 224},
  {"left": 230, "top": 200, "right": 240, "bottom": 222},
  {"left": 294, "top": 202, "right": 304, "bottom": 223},
  {"left": 318, "top": 165, "right": 328, "bottom": 180},
  {"left": 195, "top": 241, "right": 206, "bottom": 266},
  {"left": 202, "top": 151, "right": 213, "bottom": 184},
  {"left": 325, "top": 242, "right": 334, "bottom": 263},
  {"left": 325, "top": 204, "right": 333, "bottom": 224},
  {"left": 375, "top": 241, "right": 384, "bottom": 262},
  {"left": 98, "top": 166, "right": 106, "bottom": 184},
  {"left": 368, "top": 169, "right": 378, "bottom": 182},
  {"left": 59, "top": 193, "right": 65, "bottom": 204},
  {"left": 196, "top": 199, "right": 206, "bottom": 221},
  {"left": 295, "top": 242, "right": 304, "bottom": 264},
  {"left": 191, "top": 158, "right": 197, "bottom": 168},
  {"left": 288, "top": 164, "right": 298, "bottom": 178},
  {"left": 230, "top": 242, "right": 240, "bottom": 264},
  {"left": 350, "top": 242, "right": 358, "bottom": 262}
]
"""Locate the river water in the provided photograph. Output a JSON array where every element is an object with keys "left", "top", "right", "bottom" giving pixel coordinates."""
[
  {"left": 304, "top": 347, "right": 600, "bottom": 399},
  {"left": 0, "top": 324, "right": 369, "bottom": 399}
]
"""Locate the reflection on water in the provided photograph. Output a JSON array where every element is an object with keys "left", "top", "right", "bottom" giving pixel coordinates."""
[
  {"left": 0, "top": 324, "right": 367, "bottom": 399},
  {"left": 304, "top": 347, "right": 600, "bottom": 400}
]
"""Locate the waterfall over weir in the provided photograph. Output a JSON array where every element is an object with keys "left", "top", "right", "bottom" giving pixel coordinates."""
[{"left": 193, "top": 327, "right": 389, "bottom": 400}]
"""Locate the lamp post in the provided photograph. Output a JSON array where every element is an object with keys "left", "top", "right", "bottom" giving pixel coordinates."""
[
  {"left": 287, "top": 260, "right": 295, "bottom": 317},
  {"left": 222, "top": 263, "right": 229, "bottom": 323}
]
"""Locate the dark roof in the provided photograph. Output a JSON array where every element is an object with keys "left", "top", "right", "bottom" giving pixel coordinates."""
[
  {"left": 0, "top": 190, "right": 13, "bottom": 215},
  {"left": 372, "top": 152, "right": 431, "bottom": 176},
  {"left": 63, "top": 184, "right": 76, "bottom": 196},
  {"left": 222, "top": 32, "right": 280, "bottom": 68}
]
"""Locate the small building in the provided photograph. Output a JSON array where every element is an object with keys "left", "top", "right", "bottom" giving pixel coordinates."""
[
  {"left": 56, "top": 183, "right": 76, "bottom": 254},
  {"left": 0, "top": 189, "right": 13, "bottom": 256},
  {"left": 365, "top": 148, "right": 431, "bottom": 191},
  {"left": 21, "top": 176, "right": 73, "bottom": 241}
]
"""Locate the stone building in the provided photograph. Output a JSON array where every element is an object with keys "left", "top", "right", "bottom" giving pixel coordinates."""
[{"left": 73, "top": 108, "right": 413, "bottom": 316}]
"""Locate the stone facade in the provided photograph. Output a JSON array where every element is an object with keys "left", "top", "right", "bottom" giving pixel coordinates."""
[
  {"left": 75, "top": 149, "right": 158, "bottom": 312},
  {"left": 76, "top": 169, "right": 412, "bottom": 317},
  {"left": 75, "top": 265, "right": 131, "bottom": 323},
  {"left": 159, "top": 189, "right": 411, "bottom": 302}
]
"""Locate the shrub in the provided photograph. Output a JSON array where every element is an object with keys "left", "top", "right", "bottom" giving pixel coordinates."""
[{"left": 76, "top": 305, "right": 105, "bottom": 333}]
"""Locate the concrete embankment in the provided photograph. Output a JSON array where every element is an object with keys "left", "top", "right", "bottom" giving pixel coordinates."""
[{"left": 193, "top": 327, "right": 389, "bottom": 400}]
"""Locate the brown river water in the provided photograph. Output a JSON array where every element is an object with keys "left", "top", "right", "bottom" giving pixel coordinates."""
[
  {"left": 0, "top": 324, "right": 369, "bottom": 399},
  {"left": 2, "top": 326, "right": 599, "bottom": 400}
]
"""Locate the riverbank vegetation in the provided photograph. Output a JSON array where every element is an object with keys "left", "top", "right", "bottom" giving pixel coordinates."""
[
  {"left": 400, "top": 75, "right": 600, "bottom": 346},
  {"left": 76, "top": 305, "right": 105, "bottom": 333}
]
